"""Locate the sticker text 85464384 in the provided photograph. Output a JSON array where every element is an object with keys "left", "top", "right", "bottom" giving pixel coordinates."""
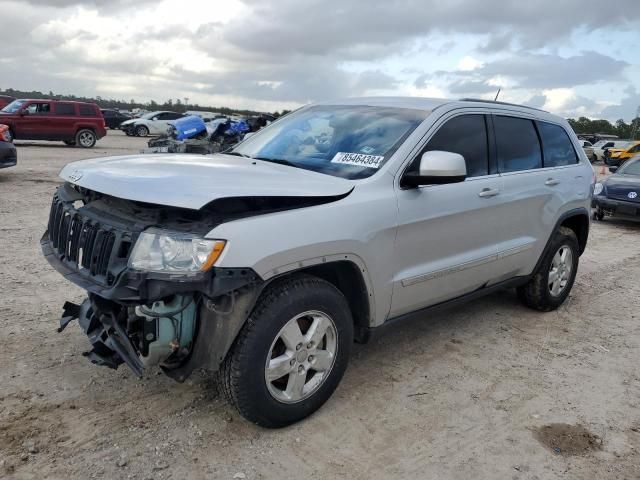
[{"left": 331, "top": 152, "right": 385, "bottom": 168}]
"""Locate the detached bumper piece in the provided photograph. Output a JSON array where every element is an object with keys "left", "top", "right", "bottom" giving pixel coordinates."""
[{"left": 60, "top": 298, "right": 144, "bottom": 377}]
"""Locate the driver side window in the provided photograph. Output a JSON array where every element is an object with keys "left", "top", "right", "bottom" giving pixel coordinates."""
[
  {"left": 26, "top": 102, "right": 51, "bottom": 115},
  {"left": 410, "top": 114, "right": 489, "bottom": 177}
]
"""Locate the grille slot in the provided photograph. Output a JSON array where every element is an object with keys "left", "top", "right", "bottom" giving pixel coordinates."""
[{"left": 47, "top": 195, "right": 131, "bottom": 286}]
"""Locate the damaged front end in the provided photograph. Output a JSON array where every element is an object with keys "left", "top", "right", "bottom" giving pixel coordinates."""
[{"left": 42, "top": 183, "right": 264, "bottom": 380}]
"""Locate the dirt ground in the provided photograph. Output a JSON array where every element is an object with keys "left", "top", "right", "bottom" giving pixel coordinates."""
[{"left": 1, "top": 131, "right": 639, "bottom": 480}]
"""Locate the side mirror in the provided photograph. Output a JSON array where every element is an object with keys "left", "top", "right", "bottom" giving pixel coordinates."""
[
  {"left": 152, "top": 117, "right": 158, "bottom": 121},
  {"left": 20, "top": 109, "right": 28, "bottom": 116},
  {"left": 402, "top": 151, "right": 467, "bottom": 188},
  {"left": 609, "top": 166, "right": 618, "bottom": 173}
]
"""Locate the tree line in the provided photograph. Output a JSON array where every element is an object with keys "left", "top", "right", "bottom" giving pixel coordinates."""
[
  {"left": 566, "top": 116, "right": 639, "bottom": 139},
  {"left": 0, "top": 88, "right": 291, "bottom": 118}
]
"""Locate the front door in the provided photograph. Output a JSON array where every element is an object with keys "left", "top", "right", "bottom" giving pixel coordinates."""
[
  {"left": 390, "top": 113, "right": 510, "bottom": 317},
  {"left": 16, "top": 101, "right": 52, "bottom": 139}
]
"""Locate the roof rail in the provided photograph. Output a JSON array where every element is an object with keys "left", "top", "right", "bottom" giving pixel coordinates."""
[{"left": 459, "top": 98, "right": 548, "bottom": 113}]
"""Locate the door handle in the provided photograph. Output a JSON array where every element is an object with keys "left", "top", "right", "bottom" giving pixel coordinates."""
[
  {"left": 545, "top": 178, "right": 560, "bottom": 186},
  {"left": 478, "top": 188, "right": 500, "bottom": 198}
]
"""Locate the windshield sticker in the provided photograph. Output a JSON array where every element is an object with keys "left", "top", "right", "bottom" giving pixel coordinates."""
[{"left": 331, "top": 152, "right": 385, "bottom": 169}]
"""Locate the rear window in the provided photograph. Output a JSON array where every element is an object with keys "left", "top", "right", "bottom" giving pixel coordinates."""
[
  {"left": 494, "top": 116, "right": 542, "bottom": 173},
  {"left": 538, "top": 122, "right": 578, "bottom": 167},
  {"left": 54, "top": 103, "right": 76, "bottom": 116},
  {"left": 80, "top": 105, "right": 97, "bottom": 116}
]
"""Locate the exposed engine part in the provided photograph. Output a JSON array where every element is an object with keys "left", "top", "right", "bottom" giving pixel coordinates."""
[
  {"left": 57, "top": 294, "right": 198, "bottom": 376},
  {"left": 135, "top": 295, "right": 197, "bottom": 367}
]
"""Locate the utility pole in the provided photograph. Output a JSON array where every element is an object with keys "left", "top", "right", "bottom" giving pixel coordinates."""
[{"left": 630, "top": 105, "right": 640, "bottom": 140}]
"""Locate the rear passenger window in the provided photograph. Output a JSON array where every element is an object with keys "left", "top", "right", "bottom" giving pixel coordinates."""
[
  {"left": 538, "top": 122, "right": 578, "bottom": 167},
  {"left": 80, "top": 105, "right": 97, "bottom": 116},
  {"left": 494, "top": 116, "right": 542, "bottom": 173},
  {"left": 420, "top": 114, "right": 489, "bottom": 177},
  {"left": 54, "top": 103, "right": 76, "bottom": 116}
]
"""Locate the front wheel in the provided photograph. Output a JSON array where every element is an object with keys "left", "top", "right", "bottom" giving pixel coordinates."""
[
  {"left": 517, "top": 227, "right": 579, "bottom": 311},
  {"left": 135, "top": 125, "right": 149, "bottom": 137},
  {"left": 219, "top": 274, "right": 353, "bottom": 428},
  {"left": 75, "top": 129, "right": 96, "bottom": 148}
]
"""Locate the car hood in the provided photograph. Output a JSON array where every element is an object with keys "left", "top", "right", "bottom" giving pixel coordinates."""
[
  {"left": 59, "top": 153, "right": 355, "bottom": 210},
  {"left": 605, "top": 175, "right": 640, "bottom": 188},
  {"left": 120, "top": 118, "right": 137, "bottom": 126}
]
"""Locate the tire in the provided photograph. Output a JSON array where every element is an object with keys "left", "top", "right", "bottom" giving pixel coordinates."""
[
  {"left": 517, "top": 226, "right": 579, "bottom": 312},
  {"left": 219, "top": 274, "right": 353, "bottom": 428},
  {"left": 75, "top": 129, "right": 96, "bottom": 148},
  {"left": 135, "top": 125, "right": 149, "bottom": 137},
  {"left": 63, "top": 140, "right": 76, "bottom": 146},
  {"left": 592, "top": 209, "right": 604, "bottom": 221}
]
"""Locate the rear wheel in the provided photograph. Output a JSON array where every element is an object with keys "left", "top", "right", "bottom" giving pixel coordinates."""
[
  {"left": 75, "top": 129, "right": 96, "bottom": 148},
  {"left": 135, "top": 125, "right": 149, "bottom": 137},
  {"left": 219, "top": 274, "right": 353, "bottom": 428},
  {"left": 517, "top": 226, "right": 579, "bottom": 312}
]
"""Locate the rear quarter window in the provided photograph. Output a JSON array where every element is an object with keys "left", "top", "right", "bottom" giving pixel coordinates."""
[
  {"left": 80, "top": 105, "right": 98, "bottom": 116},
  {"left": 54, "top": 103, "right": 76, "bottom": 116},
  {"left": 537, "top": 122, "right": 578, "bottom": 167}
]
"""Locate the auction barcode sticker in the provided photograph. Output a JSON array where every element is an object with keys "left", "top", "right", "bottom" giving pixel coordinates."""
[{"left": 331, "top": 152, "right": 385, "bottom": 168}]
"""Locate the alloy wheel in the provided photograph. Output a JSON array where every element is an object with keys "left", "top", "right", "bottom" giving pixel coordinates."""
[
  {"left": 265, "top": 310, "right": 337, "bottom": 403},
  {"left": 548, "top": 245, "right": 573, "bottom": 296}
]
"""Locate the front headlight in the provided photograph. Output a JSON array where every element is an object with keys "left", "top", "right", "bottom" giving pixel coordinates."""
[
  {"left": 129, "top": 230, "right": 226, "bottom": 273},
  {"left": 593, "top": 182, "right": 604, "bottom": 195}
]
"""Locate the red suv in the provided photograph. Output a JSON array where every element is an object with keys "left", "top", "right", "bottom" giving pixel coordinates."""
[{"left": 0, "top": 99, "right": 107, "bottom": 148}]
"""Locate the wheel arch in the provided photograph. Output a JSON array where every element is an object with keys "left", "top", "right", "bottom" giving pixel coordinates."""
[{"left": 559, "top": 210, "right": 589, "bottom": 255}]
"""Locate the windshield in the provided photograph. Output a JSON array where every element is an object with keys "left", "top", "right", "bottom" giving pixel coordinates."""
[
  {"left": 230, "top": 105, "right": 428, "bottom": 179},
  {"left": 617, "top": 158, "right": 640, "bottom": 175},
  {"left": 139, "top": 111, "right": 160, "bottom": 120},
  {"left": 1, "top": 100, "right": 26, "bottom": 113}
]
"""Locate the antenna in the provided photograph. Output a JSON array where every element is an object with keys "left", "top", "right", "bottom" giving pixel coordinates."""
[{"left": 494, "top": 88, "right": 501, "bottom": 101}]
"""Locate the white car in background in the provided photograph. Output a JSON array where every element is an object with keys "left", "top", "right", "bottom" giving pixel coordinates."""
[
  {"left": 577, "top": 140, "right": 595, "bottom": 162},
  {"left": 120, "top": 111, "right": 185, "bottom": 137}
]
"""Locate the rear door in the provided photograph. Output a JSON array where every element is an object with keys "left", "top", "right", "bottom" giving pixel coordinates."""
[
  {"left": 51, "top": 102, "right": 77, "bottom": 140},
  {"left": 390, "top": 111, "right": 513, "bottom": 317},
  {"left": 491, "top": 114, "right": 581, "bottom": 279}
]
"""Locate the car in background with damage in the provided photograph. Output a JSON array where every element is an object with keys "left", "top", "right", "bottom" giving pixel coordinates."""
[
  {"left": 604, "top": 141, "right": 640, "bottom": 166},
  {"left": 41, "top": 97, "right": 593, "bottom": 427},
  {"left": 0, "top": 124, "right": 17, "bottom": 168},
  {"left": 120, "top": 111, "right": 185, "bottom": 137}
]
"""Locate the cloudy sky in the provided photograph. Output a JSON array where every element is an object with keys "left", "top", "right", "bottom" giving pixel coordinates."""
[{"left": 2, "top": 0, "right": 640, "bottom": 120}]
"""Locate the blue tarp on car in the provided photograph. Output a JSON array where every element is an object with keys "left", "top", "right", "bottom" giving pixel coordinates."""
[{"left": 170, "top": 115, "right": 207, "bottom": 140}]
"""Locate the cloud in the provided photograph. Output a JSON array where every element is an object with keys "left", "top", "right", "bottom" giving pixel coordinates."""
[
  {"left": 2, "top": 0, "right": 639, "bottom": 117},
  {"left": 598, "top": 86, "right": 640, "bottom": 121}
]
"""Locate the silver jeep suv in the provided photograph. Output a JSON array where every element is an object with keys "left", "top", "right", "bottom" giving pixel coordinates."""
[{"left": 42, "top": 97, "right": 593, "bottom": 427}]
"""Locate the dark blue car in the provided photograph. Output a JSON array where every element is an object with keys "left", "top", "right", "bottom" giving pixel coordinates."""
[{"left": 593, "top": 156, "right": 640, "bottom": 220}]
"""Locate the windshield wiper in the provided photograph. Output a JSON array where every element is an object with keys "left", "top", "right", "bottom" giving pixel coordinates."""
[
  {"left": 253, "top": 157, "right": 297, "bottom": 167},
  {"left": 225, "top": 151, "right": 253, "bottom": 159}
]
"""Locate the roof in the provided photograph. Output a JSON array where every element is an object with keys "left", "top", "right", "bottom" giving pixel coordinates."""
[
  {"left": 16, "top": 98, "right": 97, "bottom": 105},
  {"left": 317, "top": 96, "right": 550, "bottom": 115}
]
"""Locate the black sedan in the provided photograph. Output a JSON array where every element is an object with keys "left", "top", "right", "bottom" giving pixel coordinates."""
[
  {"left": 0, "top": 124, "right": 16, "bottom": 169},
  {"left": 593, "top": 156, "right": 640, "bottom": 220},
  {"left": 101, "top": 109, "right": 132, "bottom": 129}
]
